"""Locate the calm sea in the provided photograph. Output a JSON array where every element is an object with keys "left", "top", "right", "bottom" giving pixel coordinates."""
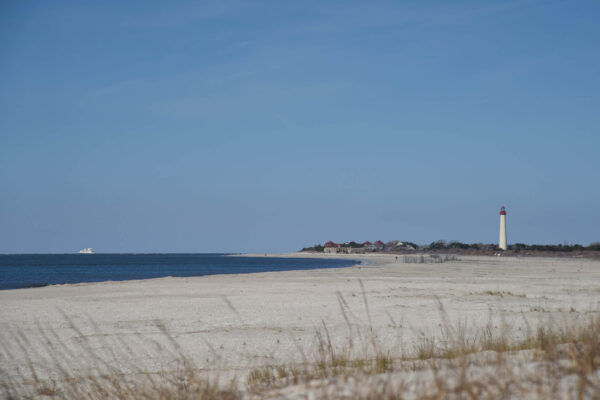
[{"left": 0, "top": 254, "right": 358, "bottom": 290}]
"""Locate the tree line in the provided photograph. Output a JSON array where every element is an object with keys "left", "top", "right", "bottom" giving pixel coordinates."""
[{"left": 301, "top": 241, "right": 600, "bottom": 252}]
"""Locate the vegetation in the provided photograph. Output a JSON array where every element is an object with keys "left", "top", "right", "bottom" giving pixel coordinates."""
[
  {"left": 2, "top": 291, "right": 600, "bottom": 399},
  {"left": 428, "top": 240, "right": 600, "bottom": 252},
  {"left": 300, "top": 244, "right": 324, "bottom": 252},
  {"left": 400, "top": 241, "right": 419, "bottom": 249},
  {"left": 511, "top": 242, "right": 600, "bottom": 252},
  {"left": 301, "top": 240, "right": 600, "bottom": 255},
  {"left": 344, "top": 241, "right": 364, "bottom": 248}
]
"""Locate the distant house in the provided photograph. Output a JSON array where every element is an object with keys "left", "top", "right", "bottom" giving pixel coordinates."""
[
  {"left": 385, "top": 240, "right": 416, "bottom": 251},
  {"left": 321, "top": 239, "right": 414, "bottom": 254},
  {"left": 324, "top": 241, "right": 341, "bottom": 253},
  {"left": 345, "top": 247, "right": 364, "bottom": 254},
  {"left": 324, "top": 241, "right": 366, "bottom": 254},
  {"left": 359, "top": 241, "right": 375, "bottom": 252},
  {"left": 385, "top": 240, "right": 403, "bottom": 251}
]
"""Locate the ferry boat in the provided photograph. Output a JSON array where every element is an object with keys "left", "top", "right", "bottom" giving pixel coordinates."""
[{"left": 78, "top": 248, "right": 95, "bottom": 254}]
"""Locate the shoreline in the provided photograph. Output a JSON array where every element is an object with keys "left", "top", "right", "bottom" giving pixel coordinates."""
[{"left": 0, "top": 253, "right": 362, "bottom": 292}]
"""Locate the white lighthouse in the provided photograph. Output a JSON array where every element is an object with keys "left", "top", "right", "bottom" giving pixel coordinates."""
[{"left": 499, "top": 206, "right": 507, "bottom": 250}]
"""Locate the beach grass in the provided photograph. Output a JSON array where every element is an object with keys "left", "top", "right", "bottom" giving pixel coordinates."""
[{"left": 1, "top": 291, "right": 599, "bottom": 399}]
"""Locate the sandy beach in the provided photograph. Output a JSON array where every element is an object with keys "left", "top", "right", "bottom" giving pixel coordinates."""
[{"left": 2, "top": 253, "right": 600, "bottom": 397}]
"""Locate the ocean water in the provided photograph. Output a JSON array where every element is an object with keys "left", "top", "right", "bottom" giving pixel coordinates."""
[{"left": 0, "top": 253, "right": 357, "bottom": 290}]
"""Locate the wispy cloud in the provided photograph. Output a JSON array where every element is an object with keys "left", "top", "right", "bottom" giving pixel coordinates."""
[
  {"left": 88, "top": 78, "right": 148, "bottom": 98},
  {"left": 122, "top": 1, "right": 234, "bottom": 28},
  {"left": 278, "top": 0, "right": 541, "bottom": 36}
]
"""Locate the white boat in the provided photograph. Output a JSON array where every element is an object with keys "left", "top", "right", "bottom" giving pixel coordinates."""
[{"left": 78, "top": 248, "right": 95, "bottom": 254}]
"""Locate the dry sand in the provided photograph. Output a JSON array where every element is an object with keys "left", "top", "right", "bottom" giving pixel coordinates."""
[{"left": 1, "top": 253, "right": 600, "bottom": 392}]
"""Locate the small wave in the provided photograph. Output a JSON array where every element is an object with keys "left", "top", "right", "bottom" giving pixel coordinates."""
[
  {"left": 1, "top": 282, "right": 50, "bottom": 290},
  {"left": 27, "top": 282, "right": 49, "bottom": 288}
]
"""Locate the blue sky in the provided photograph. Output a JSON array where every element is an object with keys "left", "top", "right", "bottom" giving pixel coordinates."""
[{"left": 1, "top": 0, "right": 599, "bottom": 253}]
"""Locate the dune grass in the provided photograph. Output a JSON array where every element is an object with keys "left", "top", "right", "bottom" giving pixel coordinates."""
[{"left": 1, "top": 285, "right": 599, "bottom": 399}]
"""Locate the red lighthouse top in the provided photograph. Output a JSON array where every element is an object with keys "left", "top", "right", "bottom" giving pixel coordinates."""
[{"left": 500, "top": 206, "right": 506, "bottom": 215}]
